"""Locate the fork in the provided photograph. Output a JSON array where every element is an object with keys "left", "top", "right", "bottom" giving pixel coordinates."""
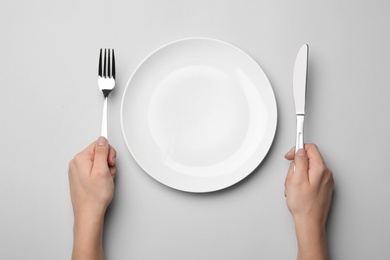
[{"left": 98, "top": 48, "right": 116, "bottom": 139}]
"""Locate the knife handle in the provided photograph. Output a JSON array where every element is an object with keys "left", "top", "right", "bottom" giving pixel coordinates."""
[{"left": 295, "top": 115, "right": 305, "bottom": 152}]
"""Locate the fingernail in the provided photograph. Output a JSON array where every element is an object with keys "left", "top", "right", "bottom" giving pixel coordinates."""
[
  {"left": 97, "top": 136, "right": 107, "bottom": 146},
  {"left": 296, "top": 149, "right": 306, "bottom": 157}
]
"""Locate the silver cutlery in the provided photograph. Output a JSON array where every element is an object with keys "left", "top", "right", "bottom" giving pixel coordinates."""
[
  {"left": 98, "top": 48, "right": 116, "bottom": 139},
  {"left": 293, "top": 44, "right": 308, "bottom": 152}
]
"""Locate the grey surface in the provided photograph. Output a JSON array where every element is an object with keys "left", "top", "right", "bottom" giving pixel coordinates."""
[{"left": 1, "top": 0, "right": 389, "bottom": 259}]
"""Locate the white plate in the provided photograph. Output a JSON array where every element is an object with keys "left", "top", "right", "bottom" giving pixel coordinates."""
[{"left": 121, "top": 38, "right": 277, "bottom": 192}]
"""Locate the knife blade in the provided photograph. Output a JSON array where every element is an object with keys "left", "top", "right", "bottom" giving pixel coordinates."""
[{"left": 293, "top": 44, "right": 309, "bottom": 152}]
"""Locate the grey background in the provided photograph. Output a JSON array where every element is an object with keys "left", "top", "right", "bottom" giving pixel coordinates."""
[{"left": 1, "top": 0, "right": 389, "bottom": 259}]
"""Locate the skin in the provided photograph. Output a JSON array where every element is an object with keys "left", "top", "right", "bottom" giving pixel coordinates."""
[
  {"left": 68, "top": 136, "right": 117, "bottom": 260},
  {"left": 284, "top": 144, "right": 334, "bottom": 260},
  {"left": 68, "top": 140, "right": 333, "bottom": 260}
]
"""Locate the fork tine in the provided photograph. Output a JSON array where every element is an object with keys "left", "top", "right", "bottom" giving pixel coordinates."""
[
  {"left": 103, "top": 49, "right": 107, "bottom": 77},
  {"left": 99, "top": 48, "right": 116, "bottom": 79},
  {"left": 108, "top": 49, "right": 111, "bottom": 78},
  {"left": 112, "top": 49, "right": 116, "bottom": 79},
  {"left": 98, "top": 48, "right": 103, "bottom": 77}
]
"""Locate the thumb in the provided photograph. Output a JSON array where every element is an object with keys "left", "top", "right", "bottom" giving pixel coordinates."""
[
  {"left": 92, "top": 136, "right": 110, "bottom": 175},
  {"left": 293, "top": 149, "right": 309, "bottom": 181}
]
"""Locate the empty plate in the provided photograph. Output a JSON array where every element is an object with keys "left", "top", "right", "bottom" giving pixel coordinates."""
[{"left": 121, "top": 37, "right": 277, "bottom": 192}]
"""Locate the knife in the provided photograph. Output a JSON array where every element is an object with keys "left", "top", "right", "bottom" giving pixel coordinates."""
[{"left": 293, "top": 44, "right": 309, "bottom": 152}]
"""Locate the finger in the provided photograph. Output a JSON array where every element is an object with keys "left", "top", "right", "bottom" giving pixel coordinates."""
[
  {"left": 108, "top": 146, "right": 117, "bottom": 167},
  {"left": 110, "top": 165, "right": 117, "bottom": 178},
  {"left": 284, "top": 161, "right": 295, "bottom": 187},
  {"left": 284, "top": 147, "right": 295, "bottom": 160},
  {"left": 305, "top": 143, "right": 325, "bottom": 165},
  {"left": 79, "top": 141, "right": 98, "bottom": 161},
  {"left": 304, "top": 144, "right": 331, "bottom": 185},
  {"left": 293, "top": 149, "right": 309, "bottom": 182},
  {"left": 284, "top": 161, "right": 296, "bottom": 197},
  {"left": 70, "top": 149, "right": 93, "bottom": 177},
  {"left": 91, "top": 136, "right": 110, "bottom": 176}
]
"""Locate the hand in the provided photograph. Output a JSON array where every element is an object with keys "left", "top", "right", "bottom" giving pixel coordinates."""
[
  {"left": 68, "top": 136, "right": 117, "bottom": 260},
  {"left": 69, "top": 136, "right": 117, "bottom": 218},
  {"left": 284, "top": 144, "right": 334, "bottom": 260},
  {"left": 285, "top": 144, "right": 334, "bottom": 226}
]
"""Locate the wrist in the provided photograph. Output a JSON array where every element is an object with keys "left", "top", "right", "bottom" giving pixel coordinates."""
[
  {"left": 74, "top": 210, "right": 105, "bottom": 230},
  {"left": 293, "top": 212, "right": 327, "bottom": 230},
  {"left": 293, "top": 217, "right": 328, "bottom": 260},
  {"left": 72, "top": 213, "right": 105, "bottom": 260},
  {"left": 73, "top": 202, "right": 107, "bottom": 221}
]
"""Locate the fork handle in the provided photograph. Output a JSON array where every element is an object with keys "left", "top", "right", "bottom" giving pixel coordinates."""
[{"left": 101, "top": 96, "right": 108, "bottom": 139}]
